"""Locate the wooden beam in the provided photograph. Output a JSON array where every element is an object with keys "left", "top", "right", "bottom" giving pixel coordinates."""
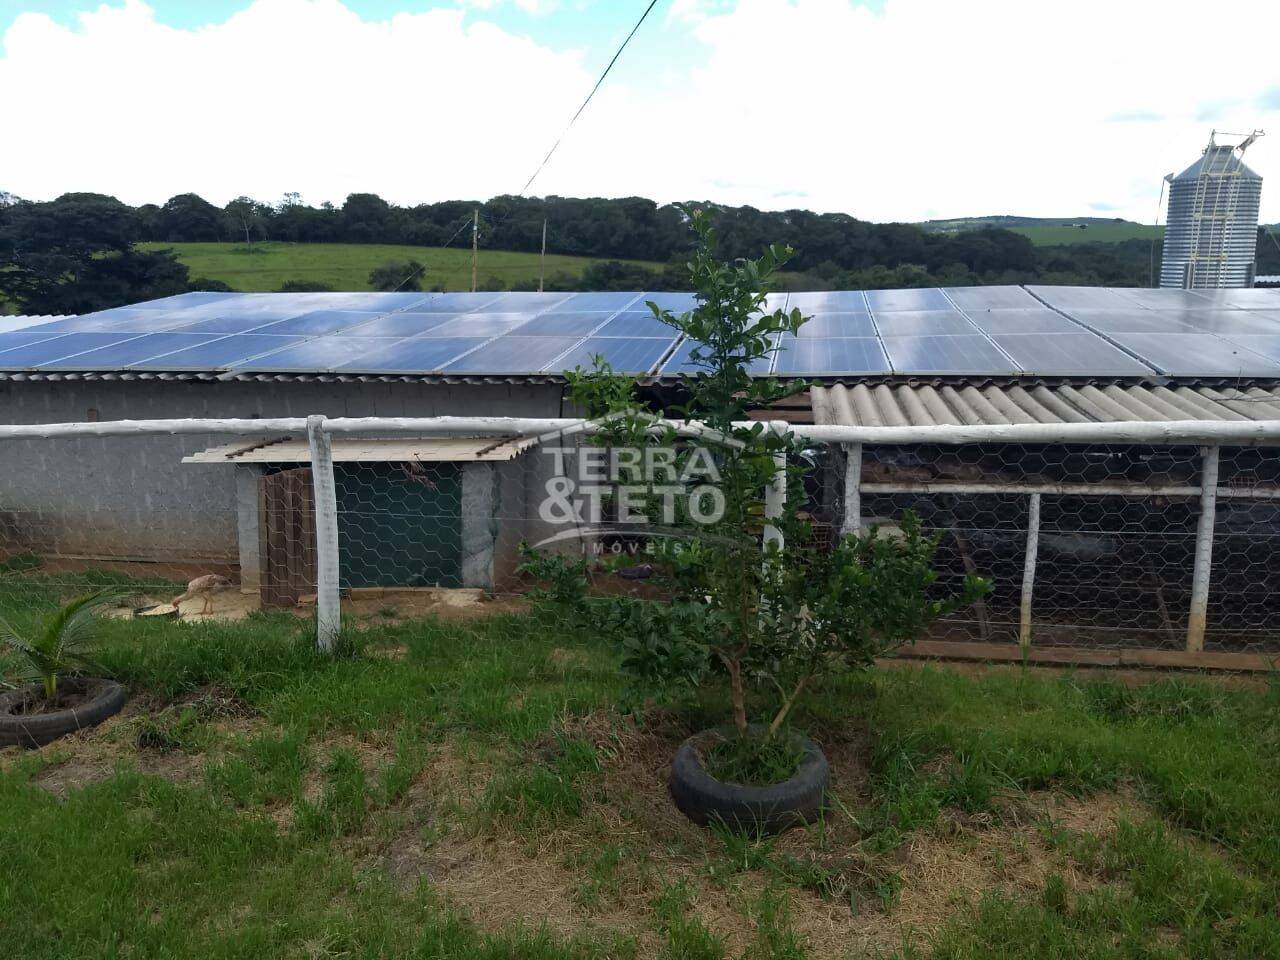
[{"left": 892, "top": 639, "right": 1276, "bottom": 673}]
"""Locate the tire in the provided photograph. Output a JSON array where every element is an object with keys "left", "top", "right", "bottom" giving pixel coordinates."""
[
  {"left": 669, "top": 726, "right": 830, "bottom": 834},
  {"left": 0, "top": 678, "right": 127, "bottom": 749}
]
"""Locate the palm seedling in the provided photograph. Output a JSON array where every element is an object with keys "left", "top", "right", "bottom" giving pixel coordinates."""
[{"left": 0, "top": 589, "right": 126, "bottom": 700}]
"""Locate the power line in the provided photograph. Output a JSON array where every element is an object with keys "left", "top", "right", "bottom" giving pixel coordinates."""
[
  {"left": 389, "top": 216, "right": 476, "bottom": 291},
  {"left": 518, "top": 0, "right": 661, "bottom": 197}
]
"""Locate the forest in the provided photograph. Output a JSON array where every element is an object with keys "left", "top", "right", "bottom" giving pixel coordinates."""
[{"left": 3, "top": 189, "right": 1279, "bottom": 315}]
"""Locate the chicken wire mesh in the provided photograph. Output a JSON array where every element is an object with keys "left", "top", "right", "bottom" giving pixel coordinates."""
[{"left": 0, "top": 421, "right": 1278, "bottom": 660}]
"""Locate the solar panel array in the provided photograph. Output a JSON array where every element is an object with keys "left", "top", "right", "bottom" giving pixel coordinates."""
[{"left": 3, "top": 285, "right": 1280, "bottom": 379}]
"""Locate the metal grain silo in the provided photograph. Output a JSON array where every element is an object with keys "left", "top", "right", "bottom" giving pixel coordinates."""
[{"left": 1160, "top": 131, "right": 1264, "bottom": 289}]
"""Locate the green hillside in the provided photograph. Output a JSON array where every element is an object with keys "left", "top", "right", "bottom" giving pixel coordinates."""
[
  {"left": 138, "top": 241, "right": 664, "bottom": 293},
  {"left": 920, "top": 216, "right": 1162, "bottom": 246}
]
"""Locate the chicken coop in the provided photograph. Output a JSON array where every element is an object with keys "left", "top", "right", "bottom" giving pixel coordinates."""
[{"left": 2, "top": 285, "right": 1280, "bottom": 666}]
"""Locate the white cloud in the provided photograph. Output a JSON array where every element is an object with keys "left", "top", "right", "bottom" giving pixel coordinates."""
[
  {"left": 456, "top": 0, "right": 559, "bottom": 14},
  {"left": 2, "top": 0, "right": 1278, "bottom": 223}
]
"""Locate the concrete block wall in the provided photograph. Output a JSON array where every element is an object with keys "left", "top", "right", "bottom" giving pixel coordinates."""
[{"left": 0, "top": 379, "right": 566, "bottom": 570}]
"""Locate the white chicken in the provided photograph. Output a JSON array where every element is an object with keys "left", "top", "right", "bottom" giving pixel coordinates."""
[{"left": 171, "top": 574, "right": 234, "bottom": 617}]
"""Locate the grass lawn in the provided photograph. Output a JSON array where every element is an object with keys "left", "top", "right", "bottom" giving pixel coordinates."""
[
  {"left": 138, "top": 242, "right": 666, "bottom": 293},
  {"left": 2, "top": 574, "right": 1279, "bottom": 959}
]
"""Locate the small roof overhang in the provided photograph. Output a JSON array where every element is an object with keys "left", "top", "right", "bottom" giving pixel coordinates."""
[{"left": 183, "top": 435, "right": 535, "bottom": 464}]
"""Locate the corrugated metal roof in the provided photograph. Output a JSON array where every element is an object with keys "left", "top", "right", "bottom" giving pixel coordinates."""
[
  {"left": 811, "top": 382, "right": 1280, "bottom": 426},
  {"left": 183, "top": 436, "right": 535, "bottom": 464}
]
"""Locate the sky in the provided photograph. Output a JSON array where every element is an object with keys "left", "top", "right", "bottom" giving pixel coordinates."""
[{"left": 2, "top": 0, "right": 1279, "bottom": 224}]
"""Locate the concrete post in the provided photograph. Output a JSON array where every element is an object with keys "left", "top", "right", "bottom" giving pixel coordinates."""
[
  {"left": 306, "top": 415, "right": 341, "bottom": 653},
  {"left": 763, "top": 423, "right": 787, "bottom": 552},
  {"left": 841, "top": 442, "right": 862, "bottom": 536},
  {"left": 1019, "top": 492, "right": 1041, "bottom": 648},
  {"left": 1187, "top": 445, "right": 1220, "bottom": 652}
]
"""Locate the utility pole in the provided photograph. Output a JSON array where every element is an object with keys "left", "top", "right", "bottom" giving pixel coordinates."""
[
  {"left": 470, "top": 208, "right": 479, "bottom": 294},
  {"left": 538, "top": 217, "right": 547, "bottom": 293}
]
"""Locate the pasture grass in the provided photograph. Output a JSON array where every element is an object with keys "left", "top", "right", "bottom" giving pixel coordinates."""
[
  {"left": 1, "top": 574, "right": 1278, "bottom": 958},
  {"left": 138, "top": 241, "right": 665, "bottom": 293}
]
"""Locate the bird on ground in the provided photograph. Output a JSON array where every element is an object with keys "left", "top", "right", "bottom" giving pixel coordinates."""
[{"left": 172, "top": 574, "right": 234, "bottom": 616}]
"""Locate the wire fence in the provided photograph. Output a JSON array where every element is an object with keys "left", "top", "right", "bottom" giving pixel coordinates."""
[{"left": 2, "top": 415, "right": 1279, "bottom": 667}]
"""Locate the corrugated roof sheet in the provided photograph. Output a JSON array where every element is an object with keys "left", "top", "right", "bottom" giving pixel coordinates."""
[
  {"left": 184, "top": 436, "right": 535, "bottom": 464},
  {"left": 811, "top": 383, "right": 1280, "bottom": 426}
]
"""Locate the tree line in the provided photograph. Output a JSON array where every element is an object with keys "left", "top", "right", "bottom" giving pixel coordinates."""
[{"left": 3, "top": 189, "right": 1278, "bottom": 315}]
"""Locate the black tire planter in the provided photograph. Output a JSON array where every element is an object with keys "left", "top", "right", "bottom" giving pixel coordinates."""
[
  {"left": 669, "top": 726, "right": 830, "bottom": 834},
  {"left": 0, "top": 678, "right": 127, "bottom": 748}
]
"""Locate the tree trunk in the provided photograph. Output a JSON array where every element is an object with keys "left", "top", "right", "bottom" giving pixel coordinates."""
[{"left": 723, "top": 655, "right": 748, "bottom": 734}]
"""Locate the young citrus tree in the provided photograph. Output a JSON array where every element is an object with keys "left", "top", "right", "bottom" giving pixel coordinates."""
[{"left": 543, "top": 207, "right": 987, "bottom": 766}]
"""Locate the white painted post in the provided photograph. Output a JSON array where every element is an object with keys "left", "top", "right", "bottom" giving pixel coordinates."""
[
  {"left": 307, "top": 415, "right": 341, "bottom": 653},
  {"left": 763, "top": 422, "right": 787, "bottom": 552},
  {"left": 841, "top": 442, "right": 862, "bottom": 536},
  {"left": 1019, "top": 493, "right": 1041, "bottom": 648},
  {"left": 1187, "top": 445, "right": 1220, "bottom": 652}
]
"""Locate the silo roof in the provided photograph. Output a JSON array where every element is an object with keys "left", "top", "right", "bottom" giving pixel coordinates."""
[{"left": 1171, "top": 145, "right": 1261, "bottom": 182}]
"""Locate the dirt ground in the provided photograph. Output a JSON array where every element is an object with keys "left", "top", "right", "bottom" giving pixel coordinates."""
[{"left": 103, "top": 587, "right": 529, "bottom": 626}]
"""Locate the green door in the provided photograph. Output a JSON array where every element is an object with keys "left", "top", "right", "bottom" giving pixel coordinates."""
[{"left": 334, "top": 462, "right": 463, "bottom": 588}]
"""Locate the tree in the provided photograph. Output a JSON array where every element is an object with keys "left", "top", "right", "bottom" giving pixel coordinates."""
[
  {"left": 224, "top": 196, "right": 271, "bottom": 245},
  {"left": 342, "top": 193, "right": 397, "bottom": 243},
  {"left": 155, "top": 193, "right": 222, "bottom": 242},
  {"left": 531, "top": 209, "right": 987, "bottom": 762},
  {"left": 368, "top": 259, "right": 423, "bottom": 292}
]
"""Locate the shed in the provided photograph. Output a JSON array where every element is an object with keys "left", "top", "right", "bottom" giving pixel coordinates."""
[{"left": 183, "top": 436, "right": 536, "bottom": 600}]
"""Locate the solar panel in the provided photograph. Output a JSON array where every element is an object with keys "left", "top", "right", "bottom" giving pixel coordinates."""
[
  {"left": 1170, "top": 310, "right": 1280, "bottom": 335},
  {"left": 0, "top": 332, "right": 141, "bottom": 368},
  {"left": 401, "top": 294, "right": 503, "bottom": 313},
  {"left": 660, "top": 339, "right": 776, "bottom": 376},
  {"left": 1026, "top": 286, "right": 1131, "bottom": 311},
  {"left": 882, "top": 335, "right": 1020, "bottom": 375},
  {"left": 445, "top": 337, "right": 583, "bottom": 374},
  {"left": 292, "top": 291, "right": 430, "bottom": 311},
  {"left": 254, "top": 310, "right": 385, "bottom": 336},
  {"left": 554, "top": 337, "right": 673, "bottom": 374},
  {"left": 556, "top": 292, "right": 642, "bottom": 312},
  {"left": 35, "top": 309, "right": 194, "bottom": 332},
  {"left": 231, "top": 336, "right": 403, "bottom": 372},
  {"left": 37, "top": 333, "right": 219, "bottom": 369},
  {"left": 129, "top": 335, "right": 309, "bottom": 370},
  {"left": 784, "top": 291, "right": 868, "bottom": 312},
  {"left": 513, "top": 312, "right": 613, "bottom": 336},
  {"left": 1112, "top": 289, "right": 1213, "bottom": 309},
  {"left": 0, "top": 329, "right": 76, "bottom": 354},
  {"left": 873, "top": 311, "right": 976, "bottom": 336},
  {"left": 167, "top": 315, "right": 297, "bottom": 335},
  {"left": 1218, "top": 335, "right": 1280, "bottom": 364},
  {"left": 963, "top": 309, "right": 1081, "bottom": 334},
  {"left": 1106, "top": 332, "right": 1277, "bottom": 376},
  {"left": 772, "top": 338, "right": 890, "bottom": 375},
  {"left": 1067, "top": 310, "right": 1199, "bottom": 334},
  {"left": 944, "top": 285, "right": 1042, "bottom": 310},
  {"left": 331, "top": 337, "right": 489, "bottom": 374},
  {"left": 130, "top": 291, "right": 243, "bottom": 310},
  {"left": 482, "top": 291, "right": 573, "bottom": 311},
  {"left": 1190, "top": 289, "right": 1280, "bottom": 310},
  {"left": 595, "top": 312, "right": 677, "bottom": 338},
  {"left": 637, "top": 292, "right": 697, "bottom": 312},
  {"left": 420, "top": 314, "right": 534, "bottom": 337},
  {"left": 793, "top": 313, "right": 877, "bottom": 337},
  {"left": 330, "top": 312, "right": 455, "bottom": 338},
  {"left": 865, "top": 288, "right": 952, "bottom": 312},
  {"left": 992, "top": 333, "right": 1154, "bottom": 376}
]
